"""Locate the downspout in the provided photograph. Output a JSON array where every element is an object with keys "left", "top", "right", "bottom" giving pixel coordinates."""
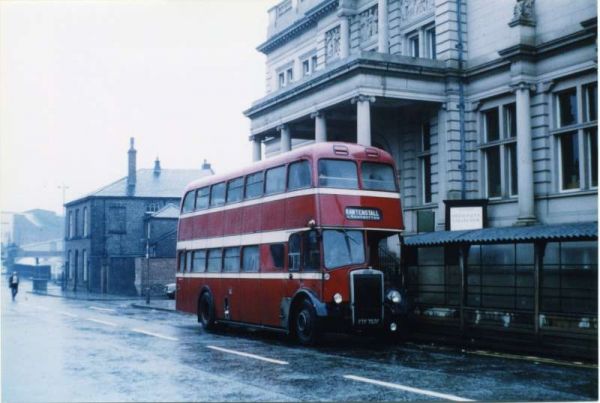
[{"left": 457, "top": 0, "right": 466, "bottom": 199}]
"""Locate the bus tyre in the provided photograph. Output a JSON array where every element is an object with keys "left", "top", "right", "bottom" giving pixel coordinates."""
[
  {"left": 198, "top": 292, "right": 216, "bottom": 331},
  {"left": 294, "top": 299, "right": 320, "bottom": 346}
]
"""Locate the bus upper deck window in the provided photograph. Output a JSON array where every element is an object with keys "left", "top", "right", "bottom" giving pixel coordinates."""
[
  {"left": 245, "top": 172, "right": 263, "bottom": 199},
  {"left": 226, "top": 177, "right": 244, "bottom": 204},
  {"left": 182, "top": 191, "right": 195, "bottom": 213},
  {"left": 361, "top": 162, "right": 397, "bottom": 192},
  {"left": 195, "top": 187, "right": 209, "bottom": 210},
  {"left": 288, "top": 160, "right": 312, "bottom": 190},
  {"left": 265, "top": 166, "right": 286, "bottom": 195},
  {"left": 210, "top": 183, "right": 226, "bottom": 207},
  {"left": 318, "top": 159, "right": 358, "bottom": 189}
]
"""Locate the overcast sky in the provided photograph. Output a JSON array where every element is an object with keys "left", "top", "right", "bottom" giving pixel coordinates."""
[{"left": 0, "top": 0, "right": 274, "bottom": 215}]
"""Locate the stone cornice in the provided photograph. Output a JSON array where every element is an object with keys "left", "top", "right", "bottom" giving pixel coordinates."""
[
  {"left": 257, "top": 0, "right": 339, "bottom": 55},
  {"left": 244, "top": 53, "right": 446, "bottom": 117}
]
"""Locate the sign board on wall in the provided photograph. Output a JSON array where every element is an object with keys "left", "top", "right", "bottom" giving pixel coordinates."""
[{"left": 444, "top": 199, "right": 489, "bottom": 231}]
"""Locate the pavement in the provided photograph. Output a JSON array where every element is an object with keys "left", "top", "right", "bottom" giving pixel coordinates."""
[
  {"left": 28, "top": 279, "right": 176, "bottom": 311},
  {"left": 3, "top": 285, "right": 598, "bottom": 402}
]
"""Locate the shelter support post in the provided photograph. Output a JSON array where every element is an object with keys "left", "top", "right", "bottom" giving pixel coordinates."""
[
  {"left": 534, "top": 241, "right": 546, "bottom": 336},
  {"left": 458, "top": 244, "right": 470, "bottom": 335}
]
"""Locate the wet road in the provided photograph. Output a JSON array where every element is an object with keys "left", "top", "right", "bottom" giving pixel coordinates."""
[{"left": 2, "top": 289, "right": 598, "bottom": 402}]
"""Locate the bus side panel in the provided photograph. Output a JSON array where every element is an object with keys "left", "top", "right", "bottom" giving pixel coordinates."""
[
  {"left": 242, "top": 204, "right": 262, "bottom": 234},
  {"left": 224, "top": 207, "right": 243, "bottom": 236},
  {"left": 178, "top": 217, "right": 194, "bottom": 241},
  {"left": 259, "top": 244, "right": 285, "bottom": 328},
  {"left": 285, "top": 194, "right": 317, "bottom": 229},
  {"left": 261, "top": 199, "right": 285, "bottom": 231},
  {"left": 207, "top": 211, "right": 225, "bottom": 238},
  {"left": 192, "top": 214, "right": 209, "bottom": 239}
]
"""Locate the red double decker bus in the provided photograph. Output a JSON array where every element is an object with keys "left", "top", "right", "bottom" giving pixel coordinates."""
[{"left": 176, "top": 142, "right": 408, "bottom": 344}]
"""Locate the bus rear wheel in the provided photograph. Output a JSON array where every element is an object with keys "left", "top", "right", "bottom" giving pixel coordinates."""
[
  {"left": 294, "top": 299, "right": 319, "bottom": 346},
  {"left": 198, "top": 292, "right": 216, "bottom": 331}
]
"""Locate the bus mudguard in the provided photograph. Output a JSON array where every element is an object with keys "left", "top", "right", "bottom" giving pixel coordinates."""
[{"left": 282, "top": 288, "right": 328, "bottom": 330}]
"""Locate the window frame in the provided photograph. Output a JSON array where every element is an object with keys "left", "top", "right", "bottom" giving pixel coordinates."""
[
  {"left": 264, "top": 165, "right": 287, "bottom": 195},
  {"left": 287, "top": 159, "right": 312, "bottom": 191},
  {"left": 242, "top": 245, "right": 260, "bottom": 273},
  {"left": 226, "top": 177, "right": 244, "bottom": 204},
  {"left": 209, "top": 182, "right": 226, "bottom": 207},
  {"left": 317, "top": 158, "right": 359, "bottom": 189},
  {"left": 245, "top": 171, "right": 264, "bottom": 200},
  {"left": 195, "top": 186, "right": 210, "bottom": 210}
]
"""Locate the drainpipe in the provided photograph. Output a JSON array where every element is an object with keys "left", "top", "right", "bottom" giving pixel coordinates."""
[{"left": 457, "top": 0, "right": 466, "bottom": 199}]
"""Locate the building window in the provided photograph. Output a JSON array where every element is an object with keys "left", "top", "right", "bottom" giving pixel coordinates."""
[
  {"left": 325, "top": 26, "right": 341, "bottom": 63},
  {"left": 588, "top": 128, "right": 597, "bottom": 188},
  {"left": 480, "top": 103, "right": 517, "bottom": 199},
  {"left": 74, "top": 209, "right": 80, "bottom": 237},
  {"left": 146, "top": 202, "right": 160, "bottom": 213},
  {"left": 408, "top": 32, "right": 419, "bottom": 57},
  {"left": 82, "top": 249, "right": 87, "bottom": 282},
  {"left": 556, "top": 88, "right": 578, "bottom": 128},
  {"left": 302, "top": 54, "right": 318, "bottom": 78},
  {"left": 67, "top": 250, "right": 72, "bottom": 279},
  {"left": 286, "top": 68, "right": 293, "bottom": 84},
  {"left": 311, "top": 55, "right": 318, "bottom": 73},
  {"left": 278, "top": 72, "right": 285, "bottom": 89},
  {"left": 302, "top": 60, "right": 310, "bottom": 77},
  {"left": 559, "top": 132, "right": 580, "bottom": 190},
  {"left": 418, "top": 123, "right": 433, "bottom": 204},
  {"left": 583, "top": 83, "right": 597, "bottom": 122},
  {"left": 553, "top": 83, "right": 597, "bottom": 192},
  {"left": 68, "top": 211, "right": 74, "bottom": 239},
  {"left": 424, "top": 25, "right": 436, "bottom": 59},
  {"left": 83, "top": 207, "right": 89, "bottom": 237}
]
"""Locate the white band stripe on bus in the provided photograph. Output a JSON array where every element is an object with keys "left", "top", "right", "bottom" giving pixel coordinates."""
[
  {"left": 207, "top": 345, "right": 289, "bottom": 365},
  {"left": 177, "top": 272, "right": 323, "bottom": 280},
  {"left": 343, "top": 375, "right": 473, "bottom": 402},
  {"left": 176, "top": 227, "right": 402, "bottom": 251},
  {"left": 179, "top": 187, "right": 400, "bottom": 219}
]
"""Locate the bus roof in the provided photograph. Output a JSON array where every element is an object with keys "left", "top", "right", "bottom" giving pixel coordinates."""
[{"left": 184, "top": 142, "right": 395, "bottom": 192}]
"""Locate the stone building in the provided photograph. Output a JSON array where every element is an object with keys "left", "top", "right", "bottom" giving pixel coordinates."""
[
  {"left": 63, "top": 139, "right": 213, "bottom": 294},
  {"left": 245, "top": 0, "right": 597, "bottom": 356}
]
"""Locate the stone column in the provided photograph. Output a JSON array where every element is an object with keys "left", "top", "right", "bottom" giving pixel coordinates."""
[
  {"left": 352, "top": 95, "right": 375, "bottom": 146},
  {"left": 311, "top": 111, "right": 328, "bottom": 143},
  {"left": 252, "top": 138, "right": 262, "bottom": 162},
  {"left": 515, "top": 83, "right": 536, "bottom": 225},
  {"left": 378, "top": 0, "right": 389, "bottom": 53},
  {"left": 339, "top": 14, "right": 350, "bottom": 59},
  {"left": 278, "top": 124, "right": 291, "bottom": 153}
]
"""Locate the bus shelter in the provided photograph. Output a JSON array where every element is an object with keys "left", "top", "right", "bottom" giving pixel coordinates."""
[{"left": 402, "top": 222, "right": 598, "bottom": 360}]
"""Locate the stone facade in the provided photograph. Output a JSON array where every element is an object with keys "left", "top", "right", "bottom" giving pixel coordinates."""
[{"left": 245, "top": 0, "right": 597, "bottom": 233}]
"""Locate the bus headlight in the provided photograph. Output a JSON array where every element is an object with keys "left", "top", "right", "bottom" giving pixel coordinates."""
[
  {"left": 333, "top": 293, "right": 343, "bottom": 304},
  {"left": 387, "top": 290, "right": 401, "bottom": 304}
]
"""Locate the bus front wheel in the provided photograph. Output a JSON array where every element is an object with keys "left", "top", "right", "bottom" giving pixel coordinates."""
[
  {"left": 198, "top": 292, "right": 216, "bottom": 331},
  {"left": 294, "top": 299, "right": 320, "bottom": 346}
]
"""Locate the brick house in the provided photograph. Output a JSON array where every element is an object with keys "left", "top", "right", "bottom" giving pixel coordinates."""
[{"left": 63, "top": 138, "right": 213, "bottom": 294}]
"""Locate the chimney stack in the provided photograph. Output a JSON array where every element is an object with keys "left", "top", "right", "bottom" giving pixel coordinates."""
[
  {"left": 153, "top": 156, "right": 161, "bottom": 177},
  {"left": 127, "top": 137, "right": 137, "bottom": 195},
  {"left": 202, "top": 159, "right": 211, "bottom": 171}
]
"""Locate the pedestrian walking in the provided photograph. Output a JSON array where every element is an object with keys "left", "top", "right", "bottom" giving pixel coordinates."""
[{"left": 9, "top": 271, "right": 19, "bottom": 301}]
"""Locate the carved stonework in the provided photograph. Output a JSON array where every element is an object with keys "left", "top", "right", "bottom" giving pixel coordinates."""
[
  {"left": 325, "top": 26, "right": 341, "bottom": 61},
  {"left": 359, "top": 5, "right": 378, "bottom": 43},
  {"left": 399, "top": 0, "right": 435, "bottom": 24},
  {"left": 510, "top": 0, "right": 536, "bottom": 26}
]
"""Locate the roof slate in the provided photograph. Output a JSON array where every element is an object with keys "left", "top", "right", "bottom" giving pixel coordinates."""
[
  {"left": 84, "top": 168, "right": 213, "bottom": 199},
  {"left": 404, "top": 222, "right": 598, "bottom": 247}
]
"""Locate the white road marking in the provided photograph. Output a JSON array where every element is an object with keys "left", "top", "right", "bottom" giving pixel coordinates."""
[
  {"left": 343, "top": 375, "right": 473, "bottom": 402},
  {"left": 58, "top": 311, "right": 79, "bottom": 318},
  {"left": 89, "top": 306, "right": 115, "bottom": 312},
  {"left": 86, "top": 318, "right": 118, "bottom": 327},
  {"left": 206, "top": 345, "right": 289, "bottom": 365},
  {"left": 131, "top": 328, "right": 179, "bottom": 341}
]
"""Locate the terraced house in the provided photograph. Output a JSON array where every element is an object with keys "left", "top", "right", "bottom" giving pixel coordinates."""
[{"left": 245, "top": 0, "right": 598, "bottom": 357}]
